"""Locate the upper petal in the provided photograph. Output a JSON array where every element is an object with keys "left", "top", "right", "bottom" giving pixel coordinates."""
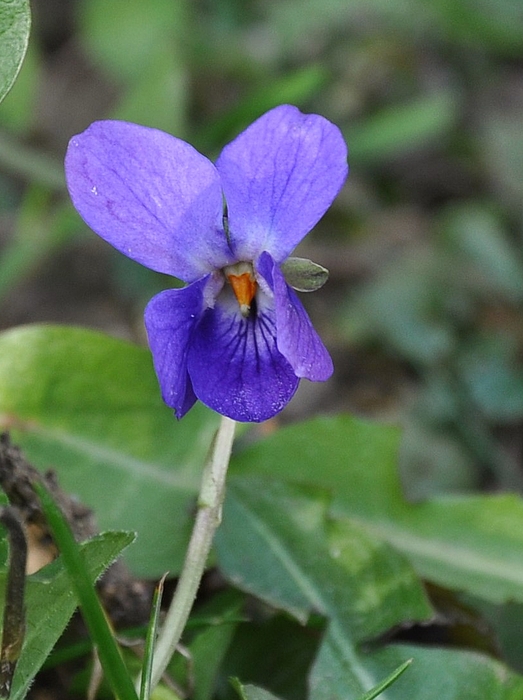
[
  {"left": 257, "top": 252, "right": 333, "bottom": 381},
  {"left": 216, "top": 105, "right": 348, "bottom": 262},
  {"left": 65, "top": 121, "right": 234, "bottom": 282},
  {"left": 144, "top": 276, "right": 218, "bottom": 418},
  {"left": 187, "top": 291, "right": 299, "bottom": 422}
]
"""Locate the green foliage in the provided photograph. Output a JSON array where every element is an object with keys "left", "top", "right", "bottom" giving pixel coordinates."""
[
  {"left": 217, "top": 478, "right": 432, "bottom": 633},
  {"left": 317, "top": 642, "right": 523, "bottom": 700},
  {"left": 231, "top": 415, "right": 523, "bottom": 604},
  {"left": 0, "top": 325, "right": 219, "bottom": 577},
  {"left": 232, "top": 680, "right": 283, "bottom": 700},
  {"left": 5, "top": 531, "right": 133, "bottom": 700},
  {"left": 2, "top": 0, "right": 523, "bottom": 696},
  {"left": 0, "top": 0, "right": 30, "bottom": 105},
  {"left": 216, "top": 478, "right": 431, "bottom": 698},
  {"left": 169, "top": 589, "right": 245, "bottom": 700},
  {"left": 37, "top": 482, "right": 139, "bottom": 700}
]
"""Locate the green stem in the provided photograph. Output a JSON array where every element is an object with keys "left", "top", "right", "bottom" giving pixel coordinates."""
[
  {"left": 36, "top": 483, "right": 139, "bottom": 700},
  {"left": 148, "top": 415, "right": 236, "bottom": 691}
]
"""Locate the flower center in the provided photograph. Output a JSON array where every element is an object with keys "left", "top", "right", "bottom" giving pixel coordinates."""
[{"left": 223, "top": 262, "right": 257, "bottom": 318}]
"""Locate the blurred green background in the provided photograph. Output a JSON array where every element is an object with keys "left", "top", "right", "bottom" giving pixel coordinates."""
[{"left": 1, "top": 0, "right": 523, "bottom": 501}]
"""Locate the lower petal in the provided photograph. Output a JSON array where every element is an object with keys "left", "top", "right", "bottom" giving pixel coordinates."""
[
  {"left": 257, "top": 252, "right": 333, "bottom": 381},
  {"left": 187, "top": 297, "right": 299, "bottom": 422},
  {"left": 144, "top": 277, "right": 212, "bottom": 418}
]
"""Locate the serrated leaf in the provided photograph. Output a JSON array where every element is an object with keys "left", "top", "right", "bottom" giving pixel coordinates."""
[
  {"left": 0, "top": 325, "right": 219, "bottom": 577},
  {"left": 230, "top": 415, "right": 523, "bottom": 604},
  {"left": 0, "top": 0, "right": 31, "bottom": 105},
  {"left": 7, "top": 531, "right": 134, "bottom": 700}
]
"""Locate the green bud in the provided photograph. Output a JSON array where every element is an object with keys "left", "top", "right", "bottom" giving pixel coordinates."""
[{"left": 281, "top": 257, "right": 329, "bottom": 292}]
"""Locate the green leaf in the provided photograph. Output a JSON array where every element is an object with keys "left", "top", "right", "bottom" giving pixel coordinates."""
[
  {"left": 170, "top": 589, "right": 245, "bottom": 700},
  {"left": 8, "top": 531, "right": 133, "bottom": 700},
  {"left": 218, "top": 478, "right": 432, "bottom": 634},
  {"left": 310, "top": 637, "right": 523, "bottom": 700},
  {"left": 230, "top": 415, "right": 523, "bottom": 605},
  {"left": 0, "top": 0, "right": 31, "bottom": 105},
  {"left": 231, "top": 679, "right": 283, "bottom": 700},
  {"left": 0, "top": 325, "right": 219, "bottom": 577},
  {"left": 363, "top": 643, "right": 523, "bottom": 700},
  {"left": 216, "top": 478, "right": 431, "bottom": 699},
  {"left": 219, "top": 614, "right": 320, "bottom": 700}
]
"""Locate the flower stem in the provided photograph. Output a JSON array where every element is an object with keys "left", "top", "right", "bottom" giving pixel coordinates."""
[{"left": 148, "top": 415, "right": 236, "bottom": 691}]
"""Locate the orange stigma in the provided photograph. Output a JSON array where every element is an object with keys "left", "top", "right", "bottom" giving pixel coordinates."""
[{"left": 224, "top": 263, "right": 257, "bottom": 317}]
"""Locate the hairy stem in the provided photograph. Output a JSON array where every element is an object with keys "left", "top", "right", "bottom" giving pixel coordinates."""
[{"left": 148, "top": 415, "right": 236, "bottom": 690}]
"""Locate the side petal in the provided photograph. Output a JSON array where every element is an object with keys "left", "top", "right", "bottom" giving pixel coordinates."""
[
  {"left": 187, "top": 294, "right": 299, "bottom": 422},
  {"left": 66, "top": 120, "right": 233, "bottom": 282},
  {"left": 257, "top": 252, "right": 333, "bottom": 381},
  {"left": 144, "top": 277, "right": 213, "bottom": 418},
  {"left": 216, "top": 105, "right": 348, "bottom": 262}
]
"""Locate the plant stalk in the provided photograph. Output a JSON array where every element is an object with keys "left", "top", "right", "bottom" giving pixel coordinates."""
[{"left": 148, "top": 415, "right": 236, "bottom": 691}]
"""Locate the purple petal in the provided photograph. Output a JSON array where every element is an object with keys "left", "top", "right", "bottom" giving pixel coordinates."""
[
  {"left": 187, "top": 293, "right": 299, "bottom": 422},
  {"left": 216, "top": 105, "right": 348, "bottom": 262},
  {"left": 257, "top": 252, "right": 333, "bottom": 381},
  {"left": 65, "top": 121, "right": 234, "bottom": 282},
  {"left": 144, "top": 276, "right": 216, "bottom": 418}
]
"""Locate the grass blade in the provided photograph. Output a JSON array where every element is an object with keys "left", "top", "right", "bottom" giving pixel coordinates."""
[
  {"left": 358, "top": 659, "right": 412, "bottom": 700},
  {"left": 35, "top": 482, "right": 139, "bottom": 700},
  {"left": 140, "top": 575, "right": 166, "bottom": 700}
]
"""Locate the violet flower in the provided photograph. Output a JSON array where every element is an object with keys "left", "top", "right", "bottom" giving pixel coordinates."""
[{"left": 65, "top": 105, "right": 348, "bottom": 422}]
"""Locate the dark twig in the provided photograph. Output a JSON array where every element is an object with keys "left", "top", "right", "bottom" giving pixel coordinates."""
[{"left": 0, "top": 507, "right": 27, "bottom": 699}]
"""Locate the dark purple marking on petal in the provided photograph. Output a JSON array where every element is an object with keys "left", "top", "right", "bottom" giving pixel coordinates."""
[
  {"left": 216, "top": 105, "right": 348, "bottom": 262},
  {"left": 257, "top": 252, "right": 333, "bottom": 381},
  {"left": 187, "top": 292, "right": 299, "bottom": 422},
  {"left": 65, "top": 120, "right": 234, "bottom": 282},
  {"left": 144, "top": 275, "right": 217, "bottom": 418}
]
